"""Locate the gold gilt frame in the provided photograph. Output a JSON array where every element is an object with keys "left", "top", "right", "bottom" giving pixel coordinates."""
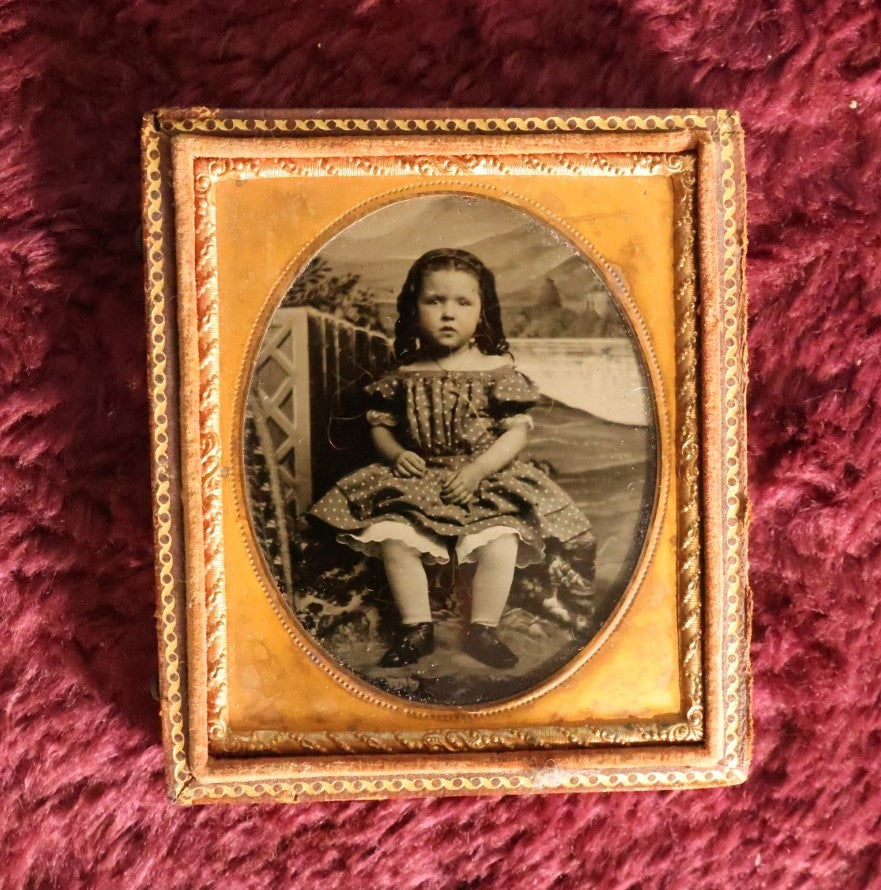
[{"left": 142, "top": 108, "right": 750, "bottom": 804}]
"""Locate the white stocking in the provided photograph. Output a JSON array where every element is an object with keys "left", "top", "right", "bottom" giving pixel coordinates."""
[
  {"left": 470, "top": 533, "right": 518, "bottom": 626},
  {"left": 381, "top": 540, "right": 432, "bottom": 624}
]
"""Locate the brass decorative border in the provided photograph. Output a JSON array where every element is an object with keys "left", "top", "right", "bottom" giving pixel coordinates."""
[
  {"left": 192, "top": 162, "right": 229, "bottom": 742},
  {"left": 142, "top": 119, "right": 192, "bottom": 800},
  {"left": 672, "top": 161, "right": 703, "bottom": 741},
  {"left": 182, "top": 766, "right": 742, "bottom": 804},
  {"left": 184, "top": 152, "right": 692, "bottom": 179},
  {"left": 216, "top": 717, "right": 694, "bottom": 756},
  {"left": 717, "top": 113, "right": 750, "bottom": 771},
  {"left": 155, "top": 109, "right": 717, "bottom": 136},
  {"left": 143, "top": 109, "right": 751, "bottom": 803}
]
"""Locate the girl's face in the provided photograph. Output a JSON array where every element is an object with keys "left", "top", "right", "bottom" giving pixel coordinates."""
[{"left": 416, "top": 267, "right": 482, "bottom": 354}]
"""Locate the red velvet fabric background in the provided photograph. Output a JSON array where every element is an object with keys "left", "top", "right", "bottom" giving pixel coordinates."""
[{"left": 2, "top": 1, "right": 880, "bottom": 887}]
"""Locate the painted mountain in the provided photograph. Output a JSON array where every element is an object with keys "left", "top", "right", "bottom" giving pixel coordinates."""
[{"left": 316, "top": 194, "right": 629, "bottom": 338}]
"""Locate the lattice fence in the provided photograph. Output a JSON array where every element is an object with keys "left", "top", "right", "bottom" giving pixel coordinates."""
[{"left": 246, "top": 308, "right": 393, "bottom": 596}]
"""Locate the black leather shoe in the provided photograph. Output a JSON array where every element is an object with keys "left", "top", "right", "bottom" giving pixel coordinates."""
[
  {"left": 379, "top": 622, "right": 435, "bottom": 667},
  {"left": 464, "top": 624, "right": 518, "bottom": 669}
]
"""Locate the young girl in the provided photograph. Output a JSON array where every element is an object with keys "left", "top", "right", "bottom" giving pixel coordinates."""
[{"left": 309, "top": 248, "right": 592, "bottom": 670}]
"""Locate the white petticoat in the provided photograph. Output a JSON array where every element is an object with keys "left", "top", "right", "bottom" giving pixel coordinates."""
[{"left": 339, "top": 519, "right": 524, "bottom": 565}]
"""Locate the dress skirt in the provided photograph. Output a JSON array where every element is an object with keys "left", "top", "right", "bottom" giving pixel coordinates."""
[{"left": 308, "top": 365, "right": 593, "bottom": 567}]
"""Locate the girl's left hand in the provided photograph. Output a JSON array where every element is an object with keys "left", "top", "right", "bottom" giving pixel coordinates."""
[{"left": 441, "top": 464, "right": 483, "bottom": 505}]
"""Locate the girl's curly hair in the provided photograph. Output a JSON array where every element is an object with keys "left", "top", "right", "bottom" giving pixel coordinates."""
[{"left": 393, "top": 248, "right": 509, "bottom": 363}]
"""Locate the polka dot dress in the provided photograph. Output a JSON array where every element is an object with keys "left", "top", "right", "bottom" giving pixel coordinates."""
[{"left": 309, "top": 366, "right": 592, "bottom": 566}]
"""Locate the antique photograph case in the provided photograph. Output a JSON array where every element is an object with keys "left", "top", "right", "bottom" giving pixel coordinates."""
[{"left": 143, "top": 108, "right": 751, "bottom": 804}]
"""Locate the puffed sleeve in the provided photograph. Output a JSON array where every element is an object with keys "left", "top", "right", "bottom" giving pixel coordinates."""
[
  {"left": 364, "top": 375, "right": 400, "bottom": 428},
  {"left": 490, "top": 368, "right": 540, "bottom": 430}
]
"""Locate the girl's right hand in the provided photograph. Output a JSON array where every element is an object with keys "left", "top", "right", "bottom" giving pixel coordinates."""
[{"left": 394, "top": 450, "right": 426, "bottom": 478}]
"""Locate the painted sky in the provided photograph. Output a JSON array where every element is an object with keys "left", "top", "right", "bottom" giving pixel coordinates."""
[{"left": 318, "top": 194, "right": 609, "bottom": 311}]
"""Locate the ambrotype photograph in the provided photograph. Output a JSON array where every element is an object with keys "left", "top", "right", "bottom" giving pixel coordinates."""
[{"left": 244, "top": 193, "right": 658, "bottom": 706}]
